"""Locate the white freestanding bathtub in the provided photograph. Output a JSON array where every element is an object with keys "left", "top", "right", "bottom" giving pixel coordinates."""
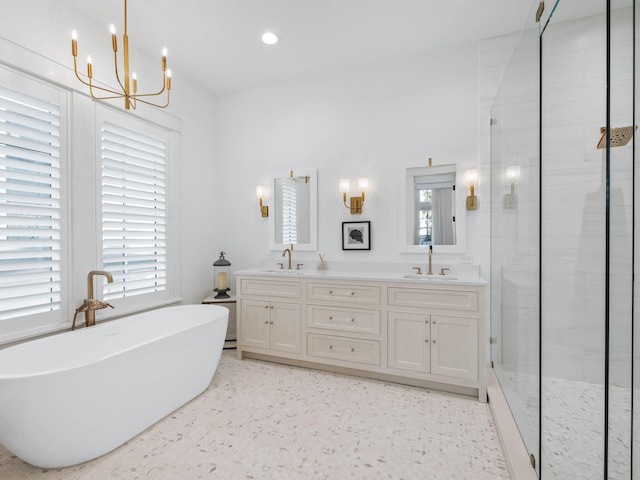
[{"left": 0, "top": 304, "right": 228, "bottom": 469}]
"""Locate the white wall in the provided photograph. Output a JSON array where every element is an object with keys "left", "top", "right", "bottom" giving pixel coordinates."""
[
  {"left": 0, "top": 2, "right": 220, "bottom": 307},
  {"left": 217, "top": 43, "right": 487, "bottom": 277}
]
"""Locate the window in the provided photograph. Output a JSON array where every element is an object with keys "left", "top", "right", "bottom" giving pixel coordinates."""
[
  {"left": 0, "top": 82, "right": 64, "bottom": 327},
  {"left": 100, "top": 119, "right": 168, "bottom": 302}
]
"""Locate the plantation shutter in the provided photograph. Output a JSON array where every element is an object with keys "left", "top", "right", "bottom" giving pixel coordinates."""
[
  {"left": 0, "top": 85, "right": 62, "bottom": 320},
  {"left": 281, "top": 181, "right": 297, "bottom": 245},
  {"left": 101, "top": 121, "right": 167, "bottom": 300}
]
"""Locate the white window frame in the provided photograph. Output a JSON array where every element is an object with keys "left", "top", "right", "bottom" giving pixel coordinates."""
[
  {"left": 0, "top": 66, "right": 70, "bottom": 344},
  {"left": 94, "top": 106, "right": 180, "bottom": 321}
]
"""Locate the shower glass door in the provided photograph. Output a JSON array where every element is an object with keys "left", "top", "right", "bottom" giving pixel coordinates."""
[
  {"left": 541, "top": 0, "right": 635, "bottom": 477},
  {"left": 490, "top": 0, "right": 542, "bottom": 474}
]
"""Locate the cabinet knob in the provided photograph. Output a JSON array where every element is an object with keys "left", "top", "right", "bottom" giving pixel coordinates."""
[
  {"left": 425, "top": 339, "right": 429, "bottom": 343},
  {"left": 350, "top": 318, "right": 355, "bottom": 323},
  {"left": 329, "top": 345, "right": 333, "bottom": 349},
  {"left": 433, "top": 340, "right": 436, "bottom": 343},
  {"left": 351, "top": 291, "right": 355, "bottom": 296},
  {"left": 351, "top": 347, "right": 355, "bottom": 352},
  {"left": 329, "top": 315, "right": 333, "bottom": 320},
  {"left": 264, "top": 320, "right": 269, "bottom": 324},
  {"left": 270, "top": 321, "right": 274, "bottom": 325},
  {"left": 269, "top": 305, "right": 274, "bottom": 309},
  {"left": 264, "top": 305, "right": 269, "bottom": 309},
  {"left": 329, "top": 290, "right": 333, "bottom": 294},
  {"left": 432, "top": 320, "right": 437, "bottom": 324},
  {"left": 425, "top": 319, "right": 429, "bottom": 324}
]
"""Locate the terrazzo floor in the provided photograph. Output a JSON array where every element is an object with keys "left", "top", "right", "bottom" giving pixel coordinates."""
[{"left": 0, "top": 352, "right": 509, "bottom": 480}]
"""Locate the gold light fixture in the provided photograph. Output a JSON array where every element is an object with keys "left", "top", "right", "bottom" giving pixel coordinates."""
[
  {"left": 256, "top": 185, "right": 269, "bottom": 217},
  {"left": 71, "top": 0, "right": 171, "bottom": 110},
  {"left": 464, "top": 169, "right": 479, "bottom": 210},
  {"left": 340, "top": 177, "right": 368, "bottom": 214}
]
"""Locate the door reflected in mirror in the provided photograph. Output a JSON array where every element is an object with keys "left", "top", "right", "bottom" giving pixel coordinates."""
[
  {"left": 400, "top": 164, "right": 464, "bottom": 253},
  {"left": 269, "top": 169, "right": 317, "bottom": 251},
  {"left": 411, "top": 169, "right": 456, "bottom": 245}
]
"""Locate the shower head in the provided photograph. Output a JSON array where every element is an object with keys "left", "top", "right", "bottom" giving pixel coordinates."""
[{"left": 596, "top": 125, "right": 636, "bottom": 149}]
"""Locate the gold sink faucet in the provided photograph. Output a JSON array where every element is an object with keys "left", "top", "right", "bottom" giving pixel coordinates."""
[
  {"left": 72, "top": 270, "right": 114, "bottom": 330},
  {"left": 282, "top": 244, "right": 293, "bottom": 270}
]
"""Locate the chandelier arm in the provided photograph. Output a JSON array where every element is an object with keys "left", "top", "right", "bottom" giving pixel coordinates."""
[
  {"left": 131, "top": 92, "right": 170, "bottom": 109},
  {"left": 112, "top": 51, "right": 127, "bottom": 93},
  {"left": 87, "top": 80, "right": 127, "bottom": 98}
]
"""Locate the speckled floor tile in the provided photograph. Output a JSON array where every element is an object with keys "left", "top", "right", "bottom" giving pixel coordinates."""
[{"left": 0, "top": 352, "right": 509, "bottom": 479}]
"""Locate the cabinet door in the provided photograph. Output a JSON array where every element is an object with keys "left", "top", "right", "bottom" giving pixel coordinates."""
[
  {"left": 240, "top": 299, "right": 270, "bottom": 349},
  {"left": 388, "top": 311, "right": 430, "bottom": 373},
  {"left": 430, "top": 315, "right": 477, "bottom": 380},
  {"left": 270, "top": 301, "right": 302, "bottom": 354}
]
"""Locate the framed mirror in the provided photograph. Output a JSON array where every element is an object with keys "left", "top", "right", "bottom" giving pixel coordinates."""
[
  {"left": 269, "top": 169, "right": 318, "bottom": 251},
  {"left": 399, "top": 164, "right": 466, "bottom": 254}
]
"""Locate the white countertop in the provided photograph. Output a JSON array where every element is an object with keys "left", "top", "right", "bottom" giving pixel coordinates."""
[{"left": 234, "top": 266, "right": 487, "bottom": 287}]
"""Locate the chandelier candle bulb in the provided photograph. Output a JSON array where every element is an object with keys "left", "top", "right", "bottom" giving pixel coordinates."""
[
  {"left": 71, "top": 30, "right": 78, "bottom": 56},
  {"left": 132, "top": 73, "right": 137, "bottom": 93},
  {"left": 166, "top": 70, "right": 172, "bottom": 90},
  {"left": 162, "top": 48, "right": 167, "bottom": 71},
  {"left": 87, "top": 56, "right": 93, "bottom": 78},
  {"left": 110, "top": 24, "right": 117, "bottom": 51}
]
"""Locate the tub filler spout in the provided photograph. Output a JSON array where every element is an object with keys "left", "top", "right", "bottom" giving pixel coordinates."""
[{"left": 72, "top": 270, "right": 114, "bottom": 330}]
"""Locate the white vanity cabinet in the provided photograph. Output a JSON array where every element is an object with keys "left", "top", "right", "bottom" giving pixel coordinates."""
[
  {"left": 388, "top": 312, "right": 477, "bottom": 380},
  {"left": 241, "top": 299, "right": 302, "bottom": 354},
  {"left": 306, "top": 281, "right": 382, "bottom": 367},
  {"left": 237, "top": 278, "right": 303, "bottom": 357},
  {"left": 236, "top": 271, "right": 486, "bottom": 401}
]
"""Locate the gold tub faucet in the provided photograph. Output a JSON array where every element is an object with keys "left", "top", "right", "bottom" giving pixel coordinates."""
[{"left": 72, "top": 270, "right": 114, "bottom": 330}]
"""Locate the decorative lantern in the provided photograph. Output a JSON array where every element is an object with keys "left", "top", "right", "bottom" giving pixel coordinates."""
[{"left": 213, "top": 251, "right": 231, "bottom": 299}]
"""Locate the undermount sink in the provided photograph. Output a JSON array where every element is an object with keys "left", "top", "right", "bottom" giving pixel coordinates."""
[
  {"left": 261, "top": 268, "right": 303, "bottom": 274},
  {"left": 403, "top": 274, "right": 458, "bottom": 281}
]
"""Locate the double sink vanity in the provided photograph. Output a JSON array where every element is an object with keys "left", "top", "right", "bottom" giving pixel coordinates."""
[
  {"left": 235, "top": 265, "right": 487, "bottom": 402},
  {"left": 241, "top": 163, "right": 486, "bottom": 400}
]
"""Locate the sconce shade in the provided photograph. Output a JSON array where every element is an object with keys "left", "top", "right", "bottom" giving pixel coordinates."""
[
  {"left": 340, "top": 176, "right": 367, "bottom": 214},
  {"left": 464, "top": 168, "right": 478, "bottom": 211},
  {"left": 257, "top": 185, "right": 268, "bottom": 217}
]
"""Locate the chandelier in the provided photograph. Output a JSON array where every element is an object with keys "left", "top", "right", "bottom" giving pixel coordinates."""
[{"left": 71, "top": 0, "right": 171, "bottom": 110}]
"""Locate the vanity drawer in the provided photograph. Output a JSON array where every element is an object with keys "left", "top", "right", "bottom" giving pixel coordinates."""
[
  {"left": 307, "top": 306, "right": 380, "bottom": 336},
  {"left": 240, "top": 278, "right": 301, "bottom": 298},
  {"left": 307, "top": 334, "right": 380, "bottom": 365},
  {"left": 306, "top": 283, "right": 381, "bottom": 305},
  {"left": 388, "top": 287, "right": 478, "bottom": 312}
]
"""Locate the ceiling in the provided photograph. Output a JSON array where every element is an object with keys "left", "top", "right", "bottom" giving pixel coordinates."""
[{"left": 62, "top": 0, "right": 538, "bottom": 96}]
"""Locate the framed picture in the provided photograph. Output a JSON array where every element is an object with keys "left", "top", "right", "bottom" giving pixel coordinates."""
[{"left": 342, "top": 221, "right": 371, "bottom": 250}]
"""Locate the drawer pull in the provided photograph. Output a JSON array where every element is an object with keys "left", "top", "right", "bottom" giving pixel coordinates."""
[
  {"left": 351, "top": 347, "right": 355, "bottom": 352},
  {"left": 329, "top": 345, "right": 333, "bottom": 349},
  {"left": 329, "top": 315, "right": 333, "bottom": 320},
  {"left": 433, "top": 340, "right": 436, "bottom": 343},
  {"left": 329, "top": 290, "right": 333, "bottom": 294},
  {"left": 350, "top": 318, "right": 355, "bottom": 323},
  {"left": 351, "top": 291, "right": 355, "bottom": 296}
]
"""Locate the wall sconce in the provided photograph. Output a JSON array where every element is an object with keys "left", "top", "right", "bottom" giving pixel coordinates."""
[
  {"left": 340, "top": 177, "right": 368, "bottom": 214},
  {"left": 464, "top": 169, "right": 478, "bottom": 210},
  {"left": 504, "top": 166, "right": 520, "bottom": 209},
  {"left": 256, "top": 185, "right": 268, "bottom": 217}
]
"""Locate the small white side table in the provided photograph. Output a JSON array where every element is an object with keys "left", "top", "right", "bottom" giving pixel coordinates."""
[{"left": 202, "top": 295, "right": 236, "bottom": 346}]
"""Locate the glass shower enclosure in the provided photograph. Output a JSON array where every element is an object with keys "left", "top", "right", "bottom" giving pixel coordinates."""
[{"left": 490, "top": 0, "right": 637, "bottom": 478}]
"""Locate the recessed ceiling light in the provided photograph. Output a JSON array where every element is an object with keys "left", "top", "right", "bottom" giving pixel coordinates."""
[{"left": 261, "top": 31, "right": 278, "bottom": 45}]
